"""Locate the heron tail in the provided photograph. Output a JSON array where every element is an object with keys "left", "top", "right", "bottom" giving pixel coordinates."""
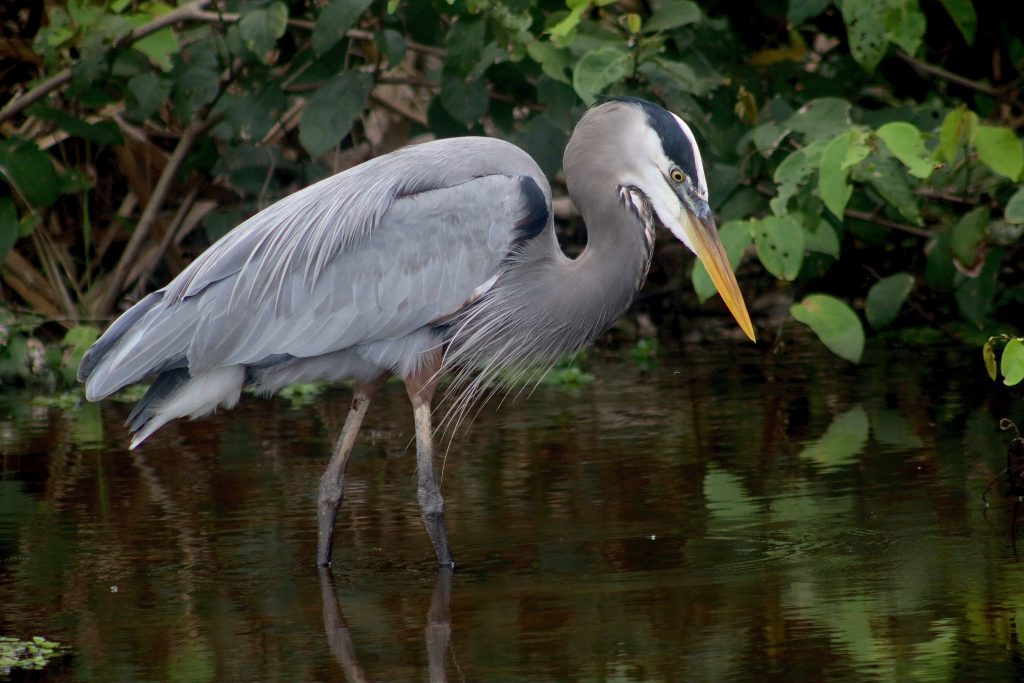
[{"left": 126, "top": 366, "right": 245, "bottom": 449}]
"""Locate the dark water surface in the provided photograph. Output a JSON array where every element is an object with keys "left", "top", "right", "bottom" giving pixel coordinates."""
[{"left": 3, "top": 339, "right": 1024, "bottom": 681}]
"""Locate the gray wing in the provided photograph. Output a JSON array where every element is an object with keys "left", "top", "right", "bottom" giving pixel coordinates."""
[{"left": 80, "top": 137, "right": 551, "bottom": 400}]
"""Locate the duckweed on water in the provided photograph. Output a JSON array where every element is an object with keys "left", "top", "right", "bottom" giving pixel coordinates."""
[{"left": 0, "top": 635, "right": 65, "bottom": 674}]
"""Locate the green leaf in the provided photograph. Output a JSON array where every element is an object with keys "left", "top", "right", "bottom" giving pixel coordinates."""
[
  {"left": 950, "top": 206, "right": 989, "bottom": 266},
  {"left": 572, "top": 46, "right": 631, "bottom": 105},
  {"left": 875, "top": 121, "right": 933, "bottom": 178},
  {"left": 643, "top": 0, "right": 701, "bottom": 32},
  {"left": 27, "top": 105, "right": 123, "bottom": 146},
  {"left": 818, "top": 130, "right": 865, "bottom": 219},
  {"left": 536, "top": 77, "right": 576, "bottom": 128},
  {"left": 856, "top": 155, "right": 921, "bottom": 224},
  {"left": 0, "top": 137, "right": 60, "bottom": 207},
  {"left": 513, "top": 115, "right": 569, "bottom": 179},
  {"left": 954, "top": 248, "right": 1003, "bottom": 328},
  {"left": 239, "top": 2, "right": 288, "bottom": 57},
  {"left": 639, "top": 57, "right": 712, "bottom": 96},
  {"left": 925, "top": 230, "right": 955, "bottom": 291},
  {"left": 984, "top": 338, "right": 997, "bottom": 380},
  {"left": 841, "top": 0, "right": 888, "bottom": 72},
  {"left": 127, "top": 72, "right": 171, "bottom": 120},
  {"left": 752, "top": 122, "right": 787, "bottom": 156},
  {"left": 0, "top": 198, "right": 17, "bottom": 264},
  {"left": 791, "top": 294, "right": 865, "bottom": 363},
  {"left": 770, "top": 138, "right": 829, "bottom": 215},
  {"left": 375, "top": 29, "right": 406, "bottom": 67},
  {"left": 789, "top": 0, "right": 832, "bottom": 23},
  {"left": 1006, "top": 188, "right": 1024, "bottom": 224},
  {"left": 865, "top": 273, "right": 914, "bottom": 329},
  {"left": 843, "top": 128, "right": 871, "bottom": 169},
  {"left": 802, "top": 214, "right": 840, "bottom": 256},
  {"left": 548, "top": 1, "right": 591, "bottom": 38},
  {"left": 445, "top": 17, "right": 485, "bottom": 76},
  {"left": 440, "top": 76, "right": 489, "bottom": 126},
  {"left": 786, "top": 97, "right": 852, "bottom": 139},
  {"left": 882, "top": 0, "right": 926, "bottom": 55},
  {"left": 1003, "top": 339, "right": 1024, "bottom": 386},
  {"left": 68, "top": 0, "right": 103, "bottom": 28},
  {"left": 974, "top": 125, "right": 1024, "bottom": 181},
  {"left": 692, "top": 220, "right": 751, "bottom": 303},
  {"left": 173, "top": 64, "right": 219, "bottom": 120},
  {"left": 299, "top": 72, "right": 372, "bottom": 157},
  {"left": 750, "top": 214, "right": 804, "bottom": 280},
  {"left": 939, "top": 107, "right": 978, "bottom": 162},
  {"left": 527, "top": 42, "right": 574, "bottom": 84},
  {"left": 223, "top": 89, "right": 284, "bottom": 141},
  {"left": 62, "top": 325, "right": 100, "bottom": 382},
  {"left": 938, "top": 0, "right": 976, "bottom": 44},
  {"left": 133, "top": 26, "right": 179, "bottom": 71},
  {"left": 312, "top": 0, "right": 374, "bottom": 55}
]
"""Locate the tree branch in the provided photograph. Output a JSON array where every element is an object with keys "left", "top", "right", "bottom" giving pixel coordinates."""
[
  {"left": 93, "top": 113, "right": 221, "bottom": 316},
  {"left": 0, "top": 0, "right": 214, "bottom": 124},
  {"left": 896, "top": 51, "right": 1020, "bottom": 107},
  {"left": 844, "top": 208, "right": 932, "bottom": 237}
]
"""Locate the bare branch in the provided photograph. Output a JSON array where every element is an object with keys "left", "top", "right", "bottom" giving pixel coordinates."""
[
  {"left": 0, "top": 0, "right": 214, "bottom": 124},
  {"left": 896, "top": 51, "right": 1021, "bottom": 107},
  {"left": 94, "top": 113, "right": 222, "bottom": 316},
  {"left": 844, "top": 208, "right": 932, "bottom": 237}
]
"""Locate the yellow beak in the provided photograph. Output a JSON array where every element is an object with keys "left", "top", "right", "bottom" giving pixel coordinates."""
[{"left": 684, "top": 212, "right": 756, "bottom": 342}]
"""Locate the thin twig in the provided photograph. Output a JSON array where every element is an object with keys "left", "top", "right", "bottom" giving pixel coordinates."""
[
  {"left": 915, "top": 187, "right": 981, "bottom": 205},
  {"left": 370, "top": 91, "right": 428, "bottom": 127},
  {"left": 843, "top": 208, "right": 932, "bottom": 237},
  {"left": 94, "top": 113, "right": 222, "bottom": 316},
  {"left": 190, "top": 11, "right": 446, "bottom": 57},
  {"left": 896, "top": 51, "right": 1020, "bottom": 107}
]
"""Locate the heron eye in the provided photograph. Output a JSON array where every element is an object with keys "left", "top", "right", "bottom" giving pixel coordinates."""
[{"left": 670, "top": 169, "right": 685, "bottom": 183}]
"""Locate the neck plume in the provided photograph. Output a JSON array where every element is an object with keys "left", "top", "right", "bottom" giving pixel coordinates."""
[{"left": 440, "top": 173, "right": 654, "bottom": 429}]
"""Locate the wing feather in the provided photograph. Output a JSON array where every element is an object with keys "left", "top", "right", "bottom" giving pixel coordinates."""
[{"left": 82, "top": 137, "right": 552, "bottom": 398}]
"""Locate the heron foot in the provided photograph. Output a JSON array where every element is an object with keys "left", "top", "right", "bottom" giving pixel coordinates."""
[
  {"left": 317, "top": 477, "right": 343, "bottom": 567},
  {"left": 419, "top": 491, "right": 453, "bottom": 567}
]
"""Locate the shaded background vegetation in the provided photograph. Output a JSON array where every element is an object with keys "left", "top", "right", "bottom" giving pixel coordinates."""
[{"left": 0, "top": 0, "right": 1022, "bottom": 388}]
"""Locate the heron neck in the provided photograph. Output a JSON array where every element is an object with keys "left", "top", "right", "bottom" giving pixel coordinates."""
[{"left": 555, "top": 185, "right": 655, "bottom": 336}]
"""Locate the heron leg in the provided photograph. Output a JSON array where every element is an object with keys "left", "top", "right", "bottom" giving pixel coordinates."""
[
  {"left": 405, "top": 358, "right": 454, "bottom": 567},
  {"left": 317, "top": 375, "right": 387, "bottom": 567}
]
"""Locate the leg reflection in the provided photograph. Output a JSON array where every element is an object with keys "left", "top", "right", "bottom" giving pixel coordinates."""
[
  {"left": 319, "top": 567, "right": 455, "bottom": 682},
  {"left": 319, "top": 567, "right": 368, "bottom": 683},
  {"left": 426, "top": 567, "right": 454, "bottom": 682}
]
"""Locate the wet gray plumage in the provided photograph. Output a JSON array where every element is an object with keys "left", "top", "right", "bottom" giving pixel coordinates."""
[{"left": 78, "top": 97, "right": 754, "bottom": 566}]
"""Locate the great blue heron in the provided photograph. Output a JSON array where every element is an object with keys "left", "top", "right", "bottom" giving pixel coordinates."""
[{"left": 78, "top": 97, "right": 756, "bottom": 567}]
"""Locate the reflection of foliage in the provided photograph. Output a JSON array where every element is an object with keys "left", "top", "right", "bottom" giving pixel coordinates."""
[
  {"left": 3, "top": 339, "right": 1024, "bottom": 680},
  {"left": 276, "top": 382, "right": 326, "bottom": 406},
  {"left": 0, "top": 635, "right": 65, "bottom": 674},
  {"left": 626, "top": 337, "right": 658, "bottom": 370},
  {"left": 538, "top": 356, "right": 594, "bottom": 386},
  {"left": 797, "top": 404, "right": 869, "bottom": 469},
  {"left": 0, "top": 0, "right": 1020, "bottom": 371}
]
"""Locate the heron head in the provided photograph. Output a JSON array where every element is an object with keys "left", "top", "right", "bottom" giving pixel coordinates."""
[{"left": 571, "top": 98, "right": 756, "bottom": 342}]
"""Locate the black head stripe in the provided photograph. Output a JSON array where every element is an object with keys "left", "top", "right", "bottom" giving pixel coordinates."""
[{"left": 603, "top": 97, "right": 699, "bottom": 184}]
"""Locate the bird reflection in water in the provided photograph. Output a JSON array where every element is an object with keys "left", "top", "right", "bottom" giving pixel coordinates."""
[{"left": 319, "top": 568, "right": 454, "bottom": 682}]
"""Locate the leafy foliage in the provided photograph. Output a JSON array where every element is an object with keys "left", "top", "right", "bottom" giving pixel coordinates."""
[
  {"left": 0, "top": 0, "right": 1021, "bottom": 379},
  {"left": 985, "top": 335, "right": 1024, "bottom": 386},
  {"left": 0, "top": 635, "right": 65, "bottom": 674}
]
